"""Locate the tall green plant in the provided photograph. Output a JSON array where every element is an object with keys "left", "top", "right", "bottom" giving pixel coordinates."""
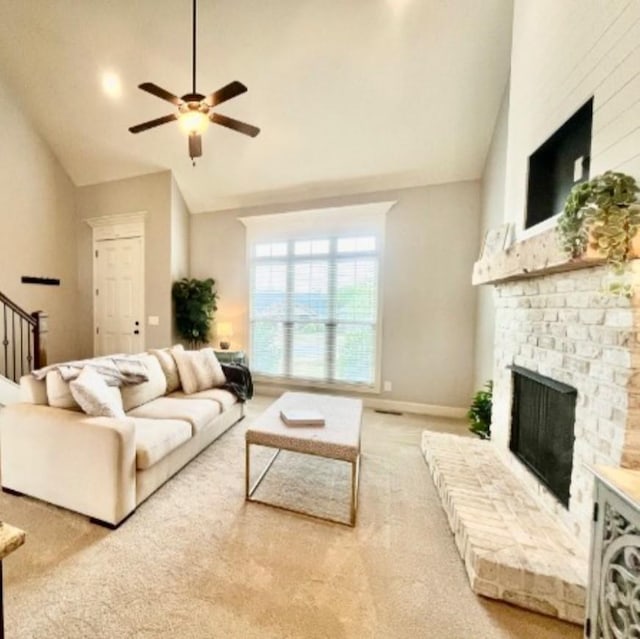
[
  {"left": 172, "top": 278, "right": 218, "bottom": 347},
  {"left": 468, "top": 381, "right": 492, "bottom": 440}
]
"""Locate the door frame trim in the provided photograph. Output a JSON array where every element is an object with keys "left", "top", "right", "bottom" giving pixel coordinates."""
[{"left": 87, "top": 211, "right": 147, "bottom": 356}]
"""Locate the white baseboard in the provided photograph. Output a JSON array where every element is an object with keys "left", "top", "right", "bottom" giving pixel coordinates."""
[
  {"left": 253, "top": 383, "right": 467, "bottom": 419},
  {"left": 0, "top": 376, "right": 20, "bottom": 406}
]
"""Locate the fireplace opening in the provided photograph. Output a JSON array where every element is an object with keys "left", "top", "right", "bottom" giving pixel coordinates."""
[{"left": 509, "top": 366, "right": 577, "bottom": 507}]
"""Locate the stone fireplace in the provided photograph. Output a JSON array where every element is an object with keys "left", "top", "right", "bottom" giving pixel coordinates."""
[
  {"left": 421, "top": 228, "right": 640, "bottom": 623},
  {"left": 476, "top": 228, "right": 640, "bottom": 551}
]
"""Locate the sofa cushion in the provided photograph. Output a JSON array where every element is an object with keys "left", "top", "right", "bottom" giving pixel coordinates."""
[
  {"left": 168, "top": 388, "right": 237, "bottom": 411},
  {"left": 172, "top": 347, "right": 226, "bottom": 395},
  {"left": 46, "top": 370, "right": 81, "bottom": 410},
  {"left": 126, "top": 397, "right": 221, "bottom": 434},
  {"left": 121, "top": 354, "right": 167, "bottom": 412},
  {"left": 149, "top": 345, "right": 183, "bottom": 393},
  {"left": 130, "top": 417, "right": 192, "bottom": 470},
  {"left": 70, "top": 367, "right": 125, "bottom": 418}
]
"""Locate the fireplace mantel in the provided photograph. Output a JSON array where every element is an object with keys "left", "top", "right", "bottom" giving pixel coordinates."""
[{"left": 473, "top": 227, "right": 605, "bottom": 286}]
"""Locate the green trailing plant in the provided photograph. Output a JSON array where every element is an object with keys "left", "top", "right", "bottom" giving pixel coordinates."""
[
  {"left": 557, "top": 172, "right": 640, "bottom": 294},
  {"left": 172, "top": 277, "right": 218, "bottom": 348},
  {"left": 468, "top": 381, "right": 492, "bottom": 440}
]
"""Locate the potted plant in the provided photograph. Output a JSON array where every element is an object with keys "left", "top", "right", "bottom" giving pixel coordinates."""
[
  {"left": 557, "top": 171, "right": 640, "bottom": 274},
  {"left": 172, "top": 277, "right": 218, "bottom": 348},
  {"left": 468, "top": 381, "right": 492, "bottom": 440}
]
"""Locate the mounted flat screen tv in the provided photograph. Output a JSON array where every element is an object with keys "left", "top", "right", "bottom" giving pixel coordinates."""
[{"left": 525, "top": 98, "right": 594, "bottom": 229}]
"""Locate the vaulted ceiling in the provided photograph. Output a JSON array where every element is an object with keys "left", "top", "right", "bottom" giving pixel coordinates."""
[{"left": 0, "top": 0, "right": 513, "bottom": 213}]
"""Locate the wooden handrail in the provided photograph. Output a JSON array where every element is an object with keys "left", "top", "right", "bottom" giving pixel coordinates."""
[{"left": 0, "top": 291, "right": 37, "bottom": 326}]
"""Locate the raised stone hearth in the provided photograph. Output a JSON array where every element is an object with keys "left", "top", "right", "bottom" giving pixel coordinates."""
[{"left": 421, "top": 431, "right": 586, "bottom": 624}]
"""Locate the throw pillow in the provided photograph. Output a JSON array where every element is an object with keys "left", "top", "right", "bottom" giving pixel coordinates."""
[
  {"left": 46, "top": 370, "right": 81, "bottom": 410},
  {"left": 69, "top": 367, "right": 125, "bottom": 418},
  {"left": 172, "top": 347, "right": 226, "bottom": 395},
  {"left": 149, "top": 344, "right": 183, "bottom": 393}
]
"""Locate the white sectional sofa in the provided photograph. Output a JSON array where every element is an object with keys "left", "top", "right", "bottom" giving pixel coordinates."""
[{"left": 0, "top": 352, "right": 245, "bottom": 526}]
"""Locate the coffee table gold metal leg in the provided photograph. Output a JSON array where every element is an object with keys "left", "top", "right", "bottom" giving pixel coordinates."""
[
  {"left": 350, "top": 454, "right": 360, "bottom": 526},
  {"left": 245, "top": 442, "right": 250, "bottom": 498},
  {"left": 247, "top": 447, "right": 281, "bottom": 499}
]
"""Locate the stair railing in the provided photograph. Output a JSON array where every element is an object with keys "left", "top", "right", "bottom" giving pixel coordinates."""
[{"left": 0, "top": 292, "right": 41, "bottom": 383}]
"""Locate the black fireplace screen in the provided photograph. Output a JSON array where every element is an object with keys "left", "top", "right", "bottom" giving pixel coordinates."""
[{"left": 509, "top": 366, "right": 577, "bottom": 507}]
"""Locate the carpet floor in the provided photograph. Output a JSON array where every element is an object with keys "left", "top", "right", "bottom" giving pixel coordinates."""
[{"left": 1, "top": 396, "right": 582, "bottom": 638}]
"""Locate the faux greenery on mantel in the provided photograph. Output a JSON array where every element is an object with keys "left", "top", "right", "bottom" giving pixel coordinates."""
[
  {"left": 557, "top": 171, "right": 640, "bottom": 269},
  {"left": 172, "top": 277, "right": 218, "bottom": 347}
]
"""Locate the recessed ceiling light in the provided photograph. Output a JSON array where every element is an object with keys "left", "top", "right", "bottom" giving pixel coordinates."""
[{"left": 101, "top": 71, "right": 122, "bottom": 98}]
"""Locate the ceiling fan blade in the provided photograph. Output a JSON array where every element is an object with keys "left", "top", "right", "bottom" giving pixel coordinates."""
[
  {"left": 211, "top": 113, "right": 260, "bottom": 138},
  {"left": 128, "top": 113, "right": 178, "bottom": 134},
  {"left": 189, "top": 133, "right": 202, "bottom": 159},
  {"left": 138, "top": 82, "right": 183, "bottom": 106},
  {"left": 204, "top": 81, "right": 247, "bottom": 107}
]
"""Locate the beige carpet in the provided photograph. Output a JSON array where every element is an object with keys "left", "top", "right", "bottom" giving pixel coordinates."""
[{"left": 1, "top": 396, "right": 582, "bottom": 639}]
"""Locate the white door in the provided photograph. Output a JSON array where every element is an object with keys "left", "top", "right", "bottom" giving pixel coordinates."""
[{"left": 94, "top": 237, "right": 144, "bottom": 355}]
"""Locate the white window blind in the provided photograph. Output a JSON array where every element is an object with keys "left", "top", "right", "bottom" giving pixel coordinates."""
[{"left": 241, "top": 202, "right": 392, "bottom": 389}]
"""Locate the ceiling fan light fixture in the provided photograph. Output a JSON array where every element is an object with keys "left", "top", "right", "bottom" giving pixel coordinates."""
[{"left": 178, "top": 109, "right": 209, "bottom": 135}]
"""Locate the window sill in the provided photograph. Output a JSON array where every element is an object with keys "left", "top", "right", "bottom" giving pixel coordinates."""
[{"left": 253, "top": 374, "right": 380, "bottom": 395}]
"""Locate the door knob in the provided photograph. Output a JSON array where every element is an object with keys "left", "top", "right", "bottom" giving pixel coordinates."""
[{"left": 134, "top": 330, "right": 140, "bottom": 335}]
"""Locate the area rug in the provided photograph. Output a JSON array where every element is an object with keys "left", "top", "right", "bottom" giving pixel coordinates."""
[{"left": 1, "top": 397, "right": 581, "bottom": 639}]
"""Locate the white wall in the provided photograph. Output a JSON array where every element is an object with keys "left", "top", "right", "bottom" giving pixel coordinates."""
[
  {"left": 75, "top": 172, "right": 173, "bottom": 355},
  {"left": 191, "top": 182, "right": 481, "bottom": 408},
  {"left": 505, "top": 0, "right": 640, "bottom": 235},
  {"left": 473, "top": 85, "right": 510, "bottom": 389},
  {"left": 0, "top": 72, "right": 79, "bottom": 365}
]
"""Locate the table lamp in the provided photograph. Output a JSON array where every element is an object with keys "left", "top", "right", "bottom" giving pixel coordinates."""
[{"left": 217, "top": 322, "right": 233, "bottom": 350}]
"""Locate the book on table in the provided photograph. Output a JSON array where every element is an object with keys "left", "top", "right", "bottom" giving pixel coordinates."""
[{"left": 279, "top": 409, "right": 325, "bottom": 427}]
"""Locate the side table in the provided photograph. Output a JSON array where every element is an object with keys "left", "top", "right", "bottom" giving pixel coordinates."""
[
  {"left": 0, "top": 522, "right": 25, "bottom": 639},
  {"left": 214, "top": 349, "right": 247, "bottom": 365}
]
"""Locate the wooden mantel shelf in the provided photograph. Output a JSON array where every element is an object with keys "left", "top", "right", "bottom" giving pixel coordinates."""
[{"left": 473, "top": 227, "right": 606, "bottom": 286}]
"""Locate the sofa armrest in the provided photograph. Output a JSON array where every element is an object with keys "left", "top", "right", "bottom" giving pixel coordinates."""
[{"left": 0, "top": 404, "right": 137, "bottom": 525}]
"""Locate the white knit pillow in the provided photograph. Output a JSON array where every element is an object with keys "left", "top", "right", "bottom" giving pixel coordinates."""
[
  {"left": 149, "top": 344, "right": 183, "bottom": 393},
  {"left": 172, "top": 347, "right": 226, "bottom": 395},
  {"left": 69, "top": 367, "right": 125, "bottom": 418}
]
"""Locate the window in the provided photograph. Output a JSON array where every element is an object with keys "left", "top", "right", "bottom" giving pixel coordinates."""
[
  {"left": 249, "top": 230, "right": 383, "bottom": 388},
  {"left": 241, "top": 202, "right": 392, "bottom": 388}
]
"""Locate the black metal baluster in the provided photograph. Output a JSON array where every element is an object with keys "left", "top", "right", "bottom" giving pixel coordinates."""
[
  {"left": 12, "top": 310, "right": 16, "bottom": 382},
  {"left": 2, "top": 304, "right": 7, "bottom": 378},
  {"left": 26, "top": 322, "right": 32, "bottom": 372},
  {"left": 20, "top": 317, "right": 24, "bottom": 378},
  {"left": 32, "top": 312, "right": 40, "bottom": 370}
]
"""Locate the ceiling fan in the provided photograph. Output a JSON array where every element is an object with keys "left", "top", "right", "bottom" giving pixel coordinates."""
[{"left": 128, "top": 0, "right": 260, "bottom": 164}]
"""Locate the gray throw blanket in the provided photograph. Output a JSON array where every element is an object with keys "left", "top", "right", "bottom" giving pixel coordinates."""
[{"left": 32, "top": 355, "right": 149, "bottom": 387}]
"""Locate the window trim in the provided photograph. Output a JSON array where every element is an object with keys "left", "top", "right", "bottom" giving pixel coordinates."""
[{"left": 238, "top": 202, "right": 396, "bottom": 393}]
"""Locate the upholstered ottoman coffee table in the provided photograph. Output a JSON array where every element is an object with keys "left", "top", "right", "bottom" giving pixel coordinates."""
[{"left": 245, "top": 392, "right": 363, "bottom": 526}]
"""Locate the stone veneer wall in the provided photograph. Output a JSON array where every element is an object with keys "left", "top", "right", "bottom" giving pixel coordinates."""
[{"left": 491, "top": 263, "right": 640, "bottom": 550}]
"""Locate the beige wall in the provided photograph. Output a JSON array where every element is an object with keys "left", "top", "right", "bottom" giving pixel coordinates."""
[
  {"left": 75, "top": 171, "right": 173, "bottom": 355},
  {"left": 191, "top": 182, "right": 481, "bottom": 408},
  {"left": 473, "top": 85, "right": 510, "bottom": 390},
  {"left": 170, "top": 176, "right": 190, "bottom": 341},
  {"left": 505, "top": 0, "right": 640, "bottom": 234},
  {"left": 0, "top": 73, "right": 79, "bottom": 365}
]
